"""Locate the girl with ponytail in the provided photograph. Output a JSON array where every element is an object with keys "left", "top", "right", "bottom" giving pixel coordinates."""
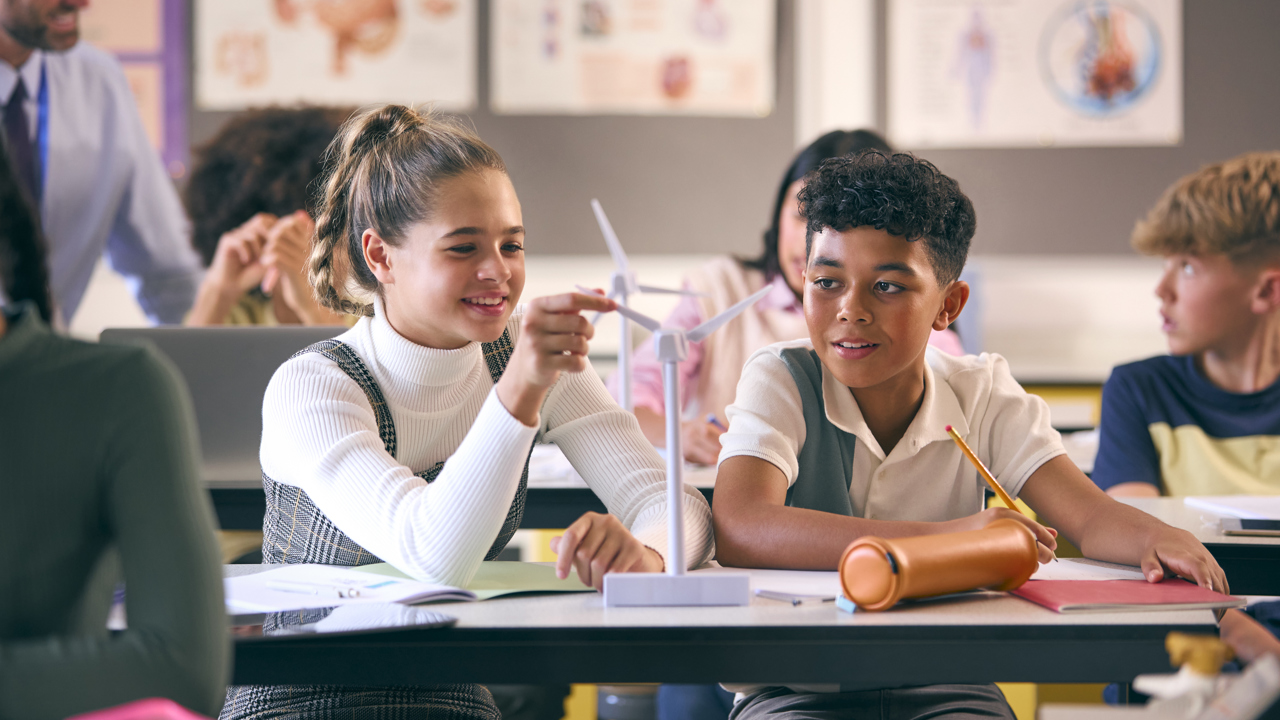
[{"left": 224, "top": 105, "right": 714, "bottom": 720}]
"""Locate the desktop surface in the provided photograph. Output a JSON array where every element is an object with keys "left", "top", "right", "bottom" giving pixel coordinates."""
[
  {"left": 1119, "top": 497, "right": 1280, "bottom": 596},
  {"left": 226, "top": 564, "right": 1214, "bottom": 687}
]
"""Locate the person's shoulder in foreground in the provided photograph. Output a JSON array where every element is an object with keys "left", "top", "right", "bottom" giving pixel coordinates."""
[
  {"left": 1095, "top": 151, "right": 1280, "bottom": 499},
  {"left": 0, "top": 303, "right": 228, "bottom": 720},
  {"left": 712, "top": 148, "right": 1224, "bottom": 590}
]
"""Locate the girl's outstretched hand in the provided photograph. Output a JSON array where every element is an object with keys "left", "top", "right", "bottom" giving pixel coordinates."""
[
  {"left": 1139, "top": 526, "right": 1228, "bottom": 593},
  {"left": 551, "top": 511, "right": 664, "bottom": 590},
  {"left": 497, "top": 292, "right": 616, "bottom": 426}
]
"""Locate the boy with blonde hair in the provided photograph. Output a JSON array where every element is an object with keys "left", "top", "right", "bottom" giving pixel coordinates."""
[
  {"left": 712, "top": 151, "right": 1226, "bottom": 720},
  {"left": 1093, "top": 152, "right": 1280, "bottom": 498}
]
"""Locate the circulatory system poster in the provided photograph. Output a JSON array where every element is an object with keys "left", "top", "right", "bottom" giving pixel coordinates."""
[
  {"left": 491, "top": 0, "right": 775, "bottom": 116},
  {"left": 195, "top": 0, "right": 475, "bottom": 110},
  {"left": 888, "top": 0, "right": 1182, "bottom": 148}
]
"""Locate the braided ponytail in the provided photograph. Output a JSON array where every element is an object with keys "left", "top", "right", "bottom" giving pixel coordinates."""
[{"left": 308, "top": 104, "right": 505, "bottom": 316}]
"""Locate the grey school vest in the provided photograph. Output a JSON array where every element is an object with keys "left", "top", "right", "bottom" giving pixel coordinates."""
[
  {"left": 778, "top": 346, "right": 859, "bottom": 516},
  {"left": 261, "top": 331, "right": 530, "bottom": 566}
]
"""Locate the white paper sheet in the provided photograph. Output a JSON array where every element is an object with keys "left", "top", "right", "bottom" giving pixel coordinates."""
[
  {"left": 1185, "top": 496, "right": 1280, "bottom": 521},
  {"left": 491, "top": 0, "right": 774, "bottom": 117},
  {"left": 195, "top": 0, "right": 476, "bottom": 110},
  {"left": 888, "top": 0, "right": 1182, "bottom": 148},
  {"left": 1030, "top": 558, "right": 1146, "bottom": 582},
  {"left": 694, "top": 566, "right": 841, "bottom": 601},
  {"left": 225, "top": 565, "right": 473, "bottom": 614}
]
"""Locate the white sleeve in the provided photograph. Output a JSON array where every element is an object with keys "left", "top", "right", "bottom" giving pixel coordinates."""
[
  {"left": 970, "top": 354, "right": 1067, "bottom": 498},
  {"left": 260, "top": 354, "right": 537, "bottom": 587},
  {"left": 542, "top": 361, "right": 714, "bottom": 571},
  {"left": 717, "top": 349, "right": 807, "bottom": 486}
]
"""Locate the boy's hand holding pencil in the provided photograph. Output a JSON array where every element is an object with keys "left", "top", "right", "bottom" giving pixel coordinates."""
[{"left": 946, "top": 425, "right": 1060, "bottom": 563}]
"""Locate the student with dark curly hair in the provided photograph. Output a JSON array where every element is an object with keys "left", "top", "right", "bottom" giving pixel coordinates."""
[
  {"left": 711, "top": 151, "right": 1226, "bottom": 720},
  {"left": 610, "top": 131, "right": 962, "bottom": 466},
  {"left": 185, "top": 107, "right": 352, "bottom": 326}
]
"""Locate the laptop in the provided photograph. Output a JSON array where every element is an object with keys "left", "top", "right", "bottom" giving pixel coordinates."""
[{"left": 100, "top": 326, "right": 346, "bottom": 487}]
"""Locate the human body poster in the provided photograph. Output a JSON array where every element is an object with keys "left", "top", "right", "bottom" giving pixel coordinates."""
[
  {"left": 491, "top": 0, "right": 774, "bottom": 116},
  {"left": 195, "top": 0, "right": 475, "bottom": 110},
  {"left": 888, "top": 0, "right": 1182, "bottom": 148}
]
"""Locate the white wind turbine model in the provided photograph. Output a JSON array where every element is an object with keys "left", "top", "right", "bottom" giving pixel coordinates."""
[
  {"left": 577, "top": 282, "right": 773, "bottom": 607},
  {"left": 589, "top": 199, "right": 704, "bottom": 412}
]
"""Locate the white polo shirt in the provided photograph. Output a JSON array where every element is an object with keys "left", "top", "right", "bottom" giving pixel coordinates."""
[
  {"left": 718, "top": 340, "right": 1066, "bottom": 523},
  {"left": 718, "top": 340, "right": 1066, "bottom": 696}
]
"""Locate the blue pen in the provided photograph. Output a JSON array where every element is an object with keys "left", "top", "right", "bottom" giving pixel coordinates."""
[{"left": 706, "top": 413, "right": 727, "bottom": 432}]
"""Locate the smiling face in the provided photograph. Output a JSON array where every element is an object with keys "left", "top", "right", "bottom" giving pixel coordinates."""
[
  {"left": 805, "top": 226, "right": 967, "bottom": 398},
  {"left": 776, "top": 179, "right": 808, "bottom": 294},
  {"left": 1155, "top": 253, "right": 1262, "bottom": 357},
  {"left": 369, "top": 169, "right": 526, "bottom": 349},
  {"left": 0, "top": 0, "right": 86, "bottom": 52}
]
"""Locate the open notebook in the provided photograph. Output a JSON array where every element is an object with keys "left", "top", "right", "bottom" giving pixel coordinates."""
[{"left": 225, "top": 562, "right": 593, "bottom": 614}]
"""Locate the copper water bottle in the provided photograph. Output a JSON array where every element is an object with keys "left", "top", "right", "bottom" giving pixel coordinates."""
[{"left": 838, "top": 518, "right": 1040, "bottom": 611}]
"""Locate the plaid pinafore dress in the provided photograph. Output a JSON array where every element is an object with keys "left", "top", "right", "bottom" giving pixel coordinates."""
[{"left": 221, "top": 332, "right": 529, "bottom": 720}]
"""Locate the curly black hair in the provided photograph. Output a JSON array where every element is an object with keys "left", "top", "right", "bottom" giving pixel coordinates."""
[
  {"left": 185, "top": 106, "right": 352, "bottom": 267},
  {"left": 742, "top": 129, "right": 891, "bottom": 282},
  {"left": 799, "top": 150, "right": 975, "bottom": 285}
]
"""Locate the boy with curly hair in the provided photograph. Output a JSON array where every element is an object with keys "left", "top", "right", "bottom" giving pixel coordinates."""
[
  {"left": 711, "top": 150, "right": 1226, "bottom": 720},
  {"left": 1092, "top": 152, "right": 1280, "bottom": 499}
]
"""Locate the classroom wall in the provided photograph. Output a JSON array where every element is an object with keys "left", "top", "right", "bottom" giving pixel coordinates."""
[
  {"left": 903, "top": 0, "right": 1280, "bottom": 256},
  {"left": 186, "top": 0, "right": 1280, "bottom": 259}
]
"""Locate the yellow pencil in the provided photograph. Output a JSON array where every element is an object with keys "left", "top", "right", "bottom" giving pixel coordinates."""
[{"left": 945, "top": 424, "right": 1057, "bottom": 561}]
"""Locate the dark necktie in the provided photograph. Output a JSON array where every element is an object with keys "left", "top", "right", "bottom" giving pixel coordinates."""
[{"left": 4, "top": 77, "right": 39, "bottom": 205}]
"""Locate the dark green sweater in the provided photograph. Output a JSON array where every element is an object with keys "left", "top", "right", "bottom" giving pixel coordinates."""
[{"left": 0, "top": 303, "right": 228, "bottom": 719}]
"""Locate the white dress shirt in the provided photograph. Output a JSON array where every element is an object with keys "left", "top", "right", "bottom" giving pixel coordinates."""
[{"left": 0, "top": 43, "right": 201, "bottom": 324}]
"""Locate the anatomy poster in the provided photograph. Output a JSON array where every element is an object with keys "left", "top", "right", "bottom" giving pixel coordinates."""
[
  {"left": 491, "top": 0, "right": 774, "bottom": 116},
  {"left": 195, "top": 0, "right": 475, "bottom": 110},
  {"left": 888, "top": 0, "right": 1181, "bottom": 148}
]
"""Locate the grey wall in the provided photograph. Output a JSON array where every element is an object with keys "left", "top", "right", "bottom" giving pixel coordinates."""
[
  {"left": 189, "top": 0, "right": 1280, "bottom": 258},
  {"left": 906, "top": 0, "right": 1280, "bottom": 255}
]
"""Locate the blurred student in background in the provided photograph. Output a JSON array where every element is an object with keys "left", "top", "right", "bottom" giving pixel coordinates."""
[
  {"left": 611, "top": 130, "right": 965, "bottom": 466},
  {"left": 0, "top": 0, "right": 203, "bottom": 326},
  {"left": 1093, "top": 152, "right": 1280, "bottom": 499},
  {"left": 0, "top": 139, "right": 228, "bottom": 720},
  {"left": 1090, "top": 152, "right": 1280, "bottom": 683},
  {"left": 185, "top": 106, "right": 352, "bottom": 326}
]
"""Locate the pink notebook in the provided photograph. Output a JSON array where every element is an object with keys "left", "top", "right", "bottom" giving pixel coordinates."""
[{"left": 1011, "top": 579, "right": 1245, "bottom": 613}]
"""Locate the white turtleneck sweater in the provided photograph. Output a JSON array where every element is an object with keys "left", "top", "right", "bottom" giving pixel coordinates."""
[{"left": 260, "top": 302, "right": 714, "bottom": 587}]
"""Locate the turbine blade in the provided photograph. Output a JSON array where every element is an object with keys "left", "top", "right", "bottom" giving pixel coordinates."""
[
  {"left": 591, "top": 199, "right": 630, "bottom": 272},
  {"left": 686, "top": 285, "right": 772, "bottom": 343},
  {"left": 613, "top": 303, "right": 662, "bottom": 332},
  {"left": 636, "top": 284, "right": 708, "bottom": 297}
]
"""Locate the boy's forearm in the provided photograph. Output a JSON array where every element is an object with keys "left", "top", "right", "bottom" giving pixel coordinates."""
[
  {"left": 713, "top": 503, "right": 944, "bottom": 570},
  {"left": 1072, "top": 499, "right": 1170, "bottom": 564}
]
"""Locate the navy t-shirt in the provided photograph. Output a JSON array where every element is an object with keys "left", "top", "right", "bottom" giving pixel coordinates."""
[{"left": 1092, "top": 355, "right": 1280, "bottom": 494}]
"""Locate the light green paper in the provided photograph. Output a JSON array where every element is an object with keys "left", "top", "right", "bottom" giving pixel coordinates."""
[{"left": 355, "top": 561, "right": 594, "bottom": 600}]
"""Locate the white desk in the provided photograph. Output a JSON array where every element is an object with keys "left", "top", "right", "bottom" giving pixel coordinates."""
[
  {"left": 227, "top": 564, "right": 1215, "bottom": 687},
  {"left": 1120, "top": 498, "right": 1280, "bottom": 596}
]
